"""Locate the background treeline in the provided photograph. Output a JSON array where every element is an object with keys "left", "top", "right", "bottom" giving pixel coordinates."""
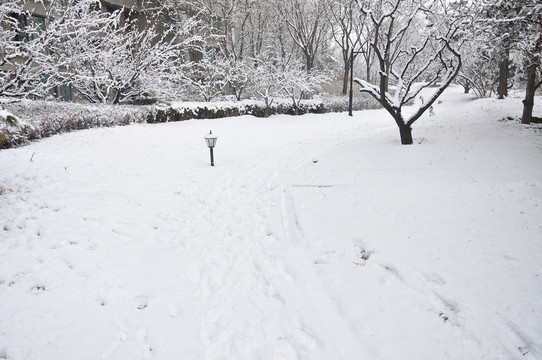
[{"left": 0, "top": 0, "right": 541, "bottom": 146}]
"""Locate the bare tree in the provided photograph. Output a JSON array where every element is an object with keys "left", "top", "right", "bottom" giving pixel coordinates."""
[
  {"left": 245, "top": 1, "right": 274, "bottom": 60},
  {"left": 354, "top": 0, "right": 462, "bottom": 145},
  {"left": 185, "top": 0, "right": 258, "bottom": 60},
  {"left": 277, "top": 0, "right": 330, "bottom": 73},
  {"left": 325, "top": 0, "right": 363, "bottom": 95}
]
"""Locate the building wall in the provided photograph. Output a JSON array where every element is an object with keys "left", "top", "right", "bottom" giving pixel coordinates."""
[
  {"left": 22, "top": 1, "right": 48, "bottom": 17},
  {"left": 103, "top": 0, "right": 139, "bottom": 9}
]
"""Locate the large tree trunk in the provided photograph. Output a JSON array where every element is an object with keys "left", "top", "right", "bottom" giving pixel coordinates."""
[
  {"left": 497, "top": 49, "right": 509, "bottom": 99},
  {"left": 521, "top": 62, "right": 537, "bottom": 124},
  {"left": 398, "top": 122, "right": 413, "bottom": 145},
  {"left": 305, "top": 52, "right": 314, "bottom": 73}
]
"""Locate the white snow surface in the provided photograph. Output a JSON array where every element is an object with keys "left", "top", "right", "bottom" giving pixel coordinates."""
[{"left": 1, "top": 87, "right": 541, "bottom": 360}]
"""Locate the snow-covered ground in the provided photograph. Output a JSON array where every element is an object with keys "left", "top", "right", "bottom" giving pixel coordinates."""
[{"left": 1, "top": 86, "right": 541, "bottom": 360}]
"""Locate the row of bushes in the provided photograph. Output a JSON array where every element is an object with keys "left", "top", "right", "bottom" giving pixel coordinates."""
[
  {"left": 150, "top": 100, "right": 330, "bottom": 123},
  {"left": 1, "top": 94, "right": 380, "bottom": 149},
  {"left": 1, "top": 101, "right": 151, "bottom": 149}
]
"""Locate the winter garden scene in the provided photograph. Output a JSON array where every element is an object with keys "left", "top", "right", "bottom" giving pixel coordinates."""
[{"left": 1, "top": 0, "right": 542, "bottom": 359}]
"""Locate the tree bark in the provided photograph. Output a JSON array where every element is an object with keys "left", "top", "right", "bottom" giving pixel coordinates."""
[
  {"left": 383, "top": 58, "right": 390, "bottom": 93},
  {"left": 497, "top": 49, "right": 509, "bottom": 99},
  {"left": 521, "top": 62, "right": 537, "bottom": 124},
  {"left": 398, "top": 123, "right": 413, "bottom": 145},
  {"left": 113, "top": 90, "right": 122, "bottom": 105}
]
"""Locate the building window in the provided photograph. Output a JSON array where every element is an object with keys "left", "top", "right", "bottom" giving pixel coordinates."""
[
  {"left": 105, "top": 5, "right": 117, "bottom": 15},
  {"left": 29, "top": 15, "right": 45, "bottom": 41},
  {"left": 11, "top": 13, "right": 29, "bottom": 41},
  {"left": 11, "top": 13, "right": 45, "bottom": 42},
  {"left": 103, "top": 5, "right": 138, "bottom": 31},
  {"left": 59, "top": 85, "right": 72, "bottom": 102}
]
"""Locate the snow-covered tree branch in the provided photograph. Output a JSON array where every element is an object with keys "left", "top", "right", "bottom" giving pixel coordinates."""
[{"left": 0, "top": 0, "right": 58, "bottom": 99}]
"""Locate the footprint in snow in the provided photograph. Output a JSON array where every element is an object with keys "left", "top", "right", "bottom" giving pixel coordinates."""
[
  {"left": 381, "top": 264, "right": 402, "bottom": 280},
  {"left": 31, "top": 285, "right": 46, "bottom": 294},
  {"left": 137, "top": 301, "right": 148, "bottom": 310},
  {"left": 422, "top": 272, "right": 446, "bottom": 286},
  {"left": 353, "top": 249, "right": 372, "bottom": 266}
]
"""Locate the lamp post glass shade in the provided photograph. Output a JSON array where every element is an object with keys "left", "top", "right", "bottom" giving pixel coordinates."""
[{"left": 205, "top": 130, "right": 217, "bottom": 148}]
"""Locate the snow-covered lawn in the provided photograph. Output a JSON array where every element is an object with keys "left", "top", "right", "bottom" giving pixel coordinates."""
[{"left": 1, "top": 87, "right": 541, "bottom": 360}]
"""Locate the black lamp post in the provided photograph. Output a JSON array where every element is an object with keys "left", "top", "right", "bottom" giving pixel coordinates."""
[
  {"left": 204, "top": 130, "right": 217, "bottom": 166},
  {"left": 349, "top": 49, "right": 365, "bottom": 116}
]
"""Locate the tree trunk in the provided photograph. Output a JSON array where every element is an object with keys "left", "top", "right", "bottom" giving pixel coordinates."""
[
  {"left": 398, "top": 123, "right": 413, "bottom": 145},
  {"left": 383, "top": 57, "right": 391, "bottom": 93},
  {"left": 497, "top": 49, "right": 509, "bottom": 99},
  {"left": 521, "top": 62, "right": 537, "bottom": 124},
  {"left": 113, "top": 90, "right": 122, "bottom": 105},
  {"left": 305, "top": 54, "right": 314, "bottom": 73},
  {"left": 463, "top": 81, "right": 470, "bottom": 94},
  {"left": 236, "top": 87, "right": 243, "bottom": 101}
]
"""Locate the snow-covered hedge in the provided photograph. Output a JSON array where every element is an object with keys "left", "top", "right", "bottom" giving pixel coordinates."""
[
  {"left": 320, "top": 94, "right": 382, "bottom": 113},
  {"left": 1, "top": 94, "right": 381, "bottom": 149},
  {"left": 0, "top": 107, "right": 34, "bottom": 149},
  {"left": 154, "top": 98, "right": 329, "bottom": 123},
  {"left": 1, "top": 100, "right": 152, "bottom": 149},
  {"left": 153, "top": 95, "right": 380, "bottom": 123}
]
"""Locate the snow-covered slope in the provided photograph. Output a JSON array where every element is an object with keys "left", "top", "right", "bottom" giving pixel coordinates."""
[{"left": 1, "top": 87, "right": 541, "bottom": 360}]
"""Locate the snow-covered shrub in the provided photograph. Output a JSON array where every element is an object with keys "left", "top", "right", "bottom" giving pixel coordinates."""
[
  {"left": 1, "top": 100, "right": 151, "bottom": 148},
  {"left": 0, "top": 108, "right": 18, "bottom": 127},
  {"left": 321, "top": 93, "right": 382, "bottom": 113},
  {"left": 0, "top": 107, "right": 33, "bottom": 148}
]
